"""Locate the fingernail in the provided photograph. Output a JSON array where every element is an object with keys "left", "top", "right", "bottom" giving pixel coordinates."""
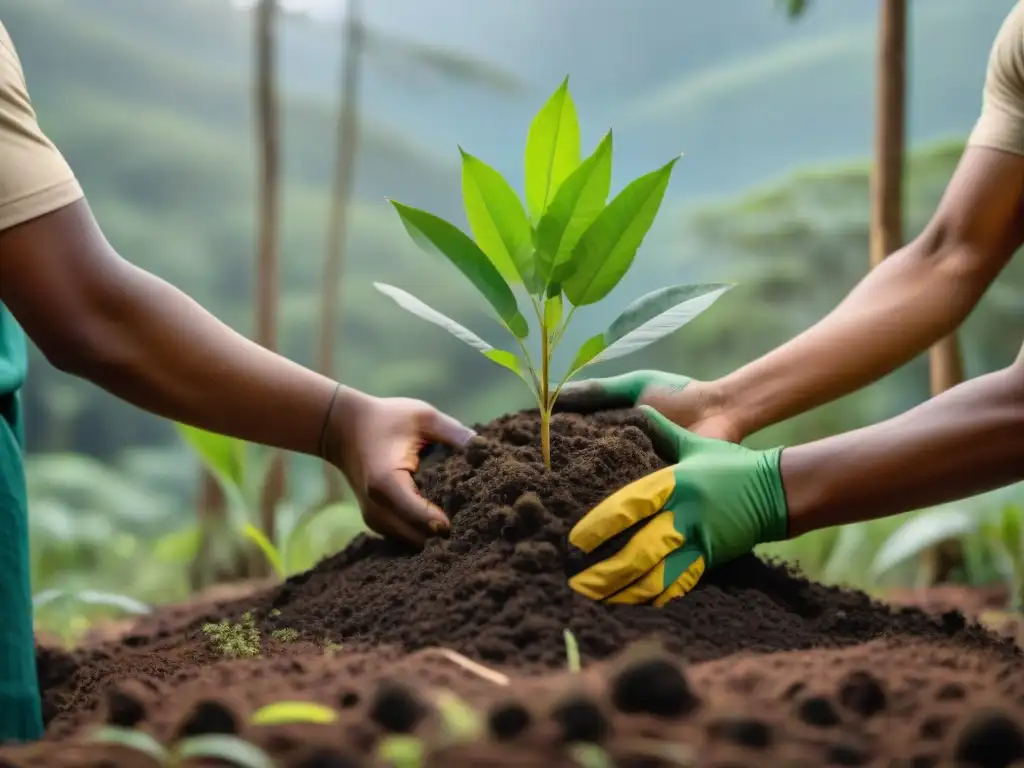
[{"left": 428, "top": 519, "right": 449, "bottom": 535}]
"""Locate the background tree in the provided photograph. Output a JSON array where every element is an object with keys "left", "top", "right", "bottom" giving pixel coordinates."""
[
  {"left": 782, "top": 0, "right": 965, "bottom": 396},
  {"left": 316, "top": 0, "right": 522, "bottom": 502}
]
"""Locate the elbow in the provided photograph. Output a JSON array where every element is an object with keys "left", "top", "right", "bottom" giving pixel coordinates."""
[{"left": 37, "top": 292, "right": 137, "bottom": 382}]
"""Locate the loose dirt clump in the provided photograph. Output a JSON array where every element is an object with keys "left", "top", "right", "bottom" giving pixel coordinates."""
[{"left": 7, "top": 409, "right": 1023, "bottom": 768}]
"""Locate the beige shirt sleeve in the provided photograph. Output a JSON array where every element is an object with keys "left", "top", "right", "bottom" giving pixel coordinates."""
[
  {"left": 0, "top": 22, "right": 83, "bottom": 232},
  {"left": 969, "top": 1, "right": 1024, "bottom": 155}
]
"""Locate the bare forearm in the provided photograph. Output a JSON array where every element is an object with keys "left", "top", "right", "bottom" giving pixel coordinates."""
[
  {"left": 62, "top": 259, "right": 364, "bottom": 456},
  {"left": 717, "top": 240, "right": 993, "bottom": 438},
  {"left": 782, "top": 362, "right": 1024, "bottom": 537}
]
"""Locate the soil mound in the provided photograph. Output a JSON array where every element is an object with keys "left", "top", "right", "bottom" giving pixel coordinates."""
[
  {"left": 15, "top": 409, "right": 1024, "bottom": 767},
  {"left": 251, "top": 409, "right": 1000, "bottom": 665}
]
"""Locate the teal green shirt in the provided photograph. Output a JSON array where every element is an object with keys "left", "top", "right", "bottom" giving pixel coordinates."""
[
  {"left": 0, "top": 302, "right": 26, "bottom": 441},
  {"left": 0, "top": 302, "right": 27, "bottom": 399}
]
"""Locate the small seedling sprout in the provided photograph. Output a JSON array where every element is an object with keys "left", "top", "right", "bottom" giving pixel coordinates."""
[
  {"left": 378, "top": 735, "right": 425, "bottom": 768},
  {"left": 433, "top": 690, "right": 484, "bottom": 746},
  {"left": 270, "top": 627, "right": 299, "bottom": 642},
  {"left": 90, "top": 726, "right": 275, "bottom": 768},
  {"left": 250, "top": 701, "right": 337, "bottom": 726},
  {"left": 377, "top": 77, "right": 732, "bottom": 469},
  {"left": 564, "top": 628, "right": 581, "bottom": 673},
  {"left": 570, "top": 743, "right": 616, "bottom": 768}
]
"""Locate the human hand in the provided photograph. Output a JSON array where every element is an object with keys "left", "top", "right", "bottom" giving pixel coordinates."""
[
  {"left": 567, "top": 406, "right": 789, "bottom": 606},
  {"left": 326, "top": 390, "right": 475, "bottom": 547},
  {"left": 555, "top": 370, "right": 744, "bottom": 443}
]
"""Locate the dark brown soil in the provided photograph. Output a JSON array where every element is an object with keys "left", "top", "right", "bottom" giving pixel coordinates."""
[{"left": 7, "top": 409, "right": 1023, "bottom": 767}]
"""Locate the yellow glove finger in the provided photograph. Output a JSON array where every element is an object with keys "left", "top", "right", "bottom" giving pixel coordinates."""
[
  {"left": 569, "top": 467, "right": 677, "bottom": 553},
  {"left": 605, "top": 547, "right": 704, "bottom": 605},
  {"left": 654, "top": 552, "right": 706, "bottom": 607},
  {"left": 568, "top": 510, "right": 683, "bottom": 601}
]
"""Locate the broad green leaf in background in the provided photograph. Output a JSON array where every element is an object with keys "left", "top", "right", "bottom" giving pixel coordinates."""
[
  {"left": 250, "top": 701, "right": 338, "bottom": 726},
  {"left": 821, "top": 522, "right": 870, "bottom": 585},
  {"left": 176, "top": 734, "right": 276, "bottom": 768},
  {"left": 870, "top": 507, "right": 978, "bottom": 579},
  {"left": 242, "top": 523, "right": 284, "bottom": 580},
  {"left": 387, "top": 201, "right": 529, "bottom": 337},
  {"left": 374, "top": 284, "right": 528, "bottom": 381},
  {"left": 176, "top": 424, "right": 246, "bottom": 492},
  {"left": 90, "top": 727, "right": 168, "bottom": 764},
  {"left": 460, "top": 147, "right": 534, "bottom": 287},
  {"left": 563, "top": 156, "right": 681, "bottom": 306},
  {"left": 569, "top": 283, "right": 732, "bottom": 370},
  {"left": 535, "top": 130, "right": 613, "bottom": 285},
  {"left": 33, "top": 589, "right": 152, "bottom": 615},
  {"left": 525, "top": 76, "right": 581, "bottom": 221}
]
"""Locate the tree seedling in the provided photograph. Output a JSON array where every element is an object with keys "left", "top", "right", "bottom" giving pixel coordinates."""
[
  {"left": 202, "top": 611, "right": 261, "bottom": 659},
  {"left": 90, "top": 726, "right": 275, "bottom": 768},
  {"left": 378, "top": 77, "right": 732, "bottom": 469}
]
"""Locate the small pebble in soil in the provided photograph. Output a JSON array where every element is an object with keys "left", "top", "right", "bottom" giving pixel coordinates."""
[
  {"left": 175, "top": 699, "right": 239, "bottom": 738},
  {"left": 487, "top": 701, "right": 531, "bottom": 741},
  {"left": 368, "top": 680, "right": 425, "bottom": 734},
  {"left": 552, "top": 695, "right": 609, "bottom": 744},
  {"left": 953, "top": 710, "right": 1024, "bottom": 768},
  {"left": 707, "top": 717, "right": 772, "bottom": 749},
  {"left": 610, "top": 657, "right": 700, "bottom": 718},
  {"left": 797, "top": 696, "right": 841, "bottom": 728},
  {"left": 837, "top": 671, "right": 887, "bottom": 718},
  {"left": 826, "top": 743, "right": 869, "bottom": 766},
  {"left": 104, "top": 685, "right": 146, "bottom": 728},
  {"left": 294, "top": 748, "right": 360, "bottom": 768}
]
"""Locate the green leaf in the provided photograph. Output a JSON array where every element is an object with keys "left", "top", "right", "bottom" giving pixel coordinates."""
[
  {"left": 242, "top": 523, "right": 285, "bottom": 580},
  {"left": 535, "top": 130, "right": 613, "bottom": 285},
  {"left": 374, "top": 283, "right": 498, "bottom": 352},
  {"left": 525, "top": 76, "right": 581, "bottom": 221},
  {"left": 563, "top": 628, "right": 581, "bottom": 672},
  {"left": 585, "top": 283, "right": 732, "bottom": 365},
  {"left": 544, "top": 293, "right": 563, "bottom": 334},
  {"left": 567, "top": 333, "right": 606, "bottom": 375},
  {"left": 870, "top": 508, "right": 979, "bottom": 578},
  {"left": 563, "top": 157, "right": 681, "bottom": 306},
  {"left": 176, "top": 423, "right": 247, "bottom": 492},
  {"left": 89, "top": 726, "right": 168, "bottom": 764},
  {"left": 176, "top": 734, "right": 276, "bottom": 768},
  {"left": 250, "top": 701, "right": 338, "bottom": 726},
  {"left": 375, "top": 284, "right": 532, "bottom": 387},
  {"left": 33, "top": 589, "right": 152, "bottom": 616},
  {"left": 460, "top": 147, "right": 534, "bottom": 287},
  {"left": 387, "top": 201, "right": 528, "bottom": 337}
]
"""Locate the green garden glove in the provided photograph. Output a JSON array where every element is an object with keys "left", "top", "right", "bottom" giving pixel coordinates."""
[
  {"left": 555, "top": 370, "right": 693, "bottom": 413},
  {"left": 568, "top": 405, "right": 789, "bottom": 606}
]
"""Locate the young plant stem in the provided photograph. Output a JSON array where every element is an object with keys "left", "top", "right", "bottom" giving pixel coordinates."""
[{"left": 540, "top": 313, "right": 552, "bottom": 471}]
